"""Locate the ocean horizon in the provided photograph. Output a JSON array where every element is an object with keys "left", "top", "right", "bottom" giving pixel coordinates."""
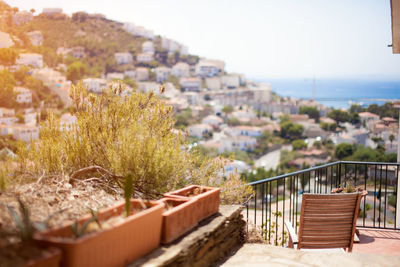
[{"left": 255, "top": 78, "right": 400, "bottom": 109}]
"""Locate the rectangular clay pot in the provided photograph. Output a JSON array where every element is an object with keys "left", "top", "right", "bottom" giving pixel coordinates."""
[
  {"left": 164, "top": 185, "right": 220, "bottom": 222},
  {"left": 160, "top": 197, "right": 198, "bottom": 244},
  {"left": 34, "top": 200, "right": 164, "bottom": 267},
  {"left": 21, "top": 247, "right": 61, "bottom": 267}
]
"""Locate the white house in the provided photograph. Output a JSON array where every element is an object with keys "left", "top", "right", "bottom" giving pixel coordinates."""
[
  {"left": 142, "top": 41, "right": 154, "bottom": 54},
  {"left": 195, "top": 61, "right": 219, "bottom": 78},
  {"left": 123, "top": 23, "right": 154, "bottom": 39},
  {"left": 106, "top": 72, "right": 124, "bottom": 81},
  {"left": 228, "top": 126, "right": 262, "bottom": 137},
  {"left": 14, "top": 87, "right": 32, "bottom": 104},
  {"left": 161, "top": 37, "right": 184, "bottom": 54},
  {"left": 221, "top": 75, "right": 240, "bottom": 89},
  {"left": 216, "top": 158, "right": 250, "bottom": 176},
  {"left": 220, "top": 136, "right": 257, "bottom": 153},
  {"left": 13, "top": 11, "right": 33, "bottom": 25},
  {"left": 351, "top": 128, "right": 369, "bottom": 146},
  {"left": 0, "top": 31, "right": 14, "bottom": 48},
  {"left": 0, "top": 108, "right": 15, "bottom": 118},
  {"left": 24, "top": 111, "right": 38, "bottom": 125},
  {"left": 82, "top": 78, "right": 107, "bottom": 93},
  {"left": 135, "top": 67, "right": 149, "bottom": 81},
  {"left": 183, "top": 92, "right": 199, "bottom": 105},
  {"left": 10, "top": 124, "right": 39, "bottom": 143},
  {"left": 163, "top": 82, "right": 181, "bottom": 99},
  {"left": 196, "top": 59, "right": 225, "bottom": 77},
  {"left": 180, "top": 77, "right": 202, "bottom": 92},
  {"left": 180, "top": 45, "right": 189, "bottom": 56},
  {"left": 172, "top": 62, "right": 190, "bottom": 78},
  {"left": 188, "top": 124, "right": 213, "bottom": 138},
  {"left": 230, "top": 110, "right": 257, "bottom": 120},
  {"left": 42, "top": 8, "right": 63, "bottom": 15},
  {"left": 249, "top": 83, "right": 272, "bottom": 103},
  {"left": 27, "top": 31, "right": 43, "bottom": 46},
  {"left": 17, "top": 53, "right": 43, "bottom": 68},
  {"left": 71, "top": 46, "right": 85, "bottom": 58},
  {"left": 60, "top": 113, "right": 77, "bottom": 131},
  {"left": 0, "top": 117, "right": 17, "bottom": 126},
  {"left": 137, "top": 82, "right": 158, "bottom": 93},
  {"left": 202, "top": 115, "right": 224, "bottom": 127},
  {"left": 114, "top": 52, "right": 133, "bottom": 65},
  {"left": 124, "top": 69, "right": 135, "bottom": 79},
  {"left": 205, "top": 77, "right": 222, "bottom": 90},
  {"left": 359, "top": 112, "right": 380, "bottom": 129},
  {"left": 136, "top": 53, "right": 153, "bottom": 63},
  {"left": 32, "top": 68, "right": 71, "bottom": 106},
  {"left": 56, "top": 47, "right": 71, "bottom": 56},
  {"left": 155, "top": 66, "right": 171, "bottom": 83}
]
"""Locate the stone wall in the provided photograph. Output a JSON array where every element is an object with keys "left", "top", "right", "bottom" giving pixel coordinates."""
[{"left": 131, "top": 205, "right": 245, "bottom": 267}]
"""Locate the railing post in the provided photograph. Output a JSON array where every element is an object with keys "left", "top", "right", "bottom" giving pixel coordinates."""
[{"left": 396, "top": 165, "right": 400, "bottom": 229}]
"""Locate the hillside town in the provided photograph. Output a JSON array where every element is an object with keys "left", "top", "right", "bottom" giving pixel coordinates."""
[{"left": 0, "top": 3, "right": 398, "bottom": 179}]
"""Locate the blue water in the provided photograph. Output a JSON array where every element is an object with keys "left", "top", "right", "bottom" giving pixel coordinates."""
[{"left": 260, "top": 78, "right": 400, "bottom": 109}]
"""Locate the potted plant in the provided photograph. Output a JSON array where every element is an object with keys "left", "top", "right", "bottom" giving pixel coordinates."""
[
  {"left": 159, "top": 197, "right": 198, "bottom": 244},
  {"left": 34, "top": 199, "right": 164, "bottom": 267},
  {"left": 34, "top": 175, "right": 165, "bottom": 267},
  {"left": 331, "top": 179, "right": 368, "bottom": 196},
  {"left": 1, "top": 198, "right": 62, "bottom": 267},
  {"left": 164, "top": 185, "right": 220, "bottom": 222}
]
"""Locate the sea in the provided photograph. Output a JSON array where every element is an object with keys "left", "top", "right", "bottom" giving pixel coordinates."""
[{"left": 258, "top": 78, "right": 400, "bottom": 109}]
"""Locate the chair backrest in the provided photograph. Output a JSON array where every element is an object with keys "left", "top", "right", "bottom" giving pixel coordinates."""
[{"left": 297, "top": 192, "right": 362, "bottom": 252}]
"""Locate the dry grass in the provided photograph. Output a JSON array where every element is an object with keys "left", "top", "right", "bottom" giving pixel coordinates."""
[{"left": 0, "top": 175, "right": 122, "bottom": 232}]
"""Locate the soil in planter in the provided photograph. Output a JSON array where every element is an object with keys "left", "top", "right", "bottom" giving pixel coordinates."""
[
  {"left": 0, "top": 242, "right": 46, "bottom": 267},
  {"left": 180, "top": 187, "right": 208, "bottom": 198},
  {"left": 162, "top": 199, "right": 187, "bottom": 211},
  {"left": 61, "top": 200, "right": 153, "bottom": 240},
  {"left": 332, "top": 187, "right": 365, "bottom": 194}
]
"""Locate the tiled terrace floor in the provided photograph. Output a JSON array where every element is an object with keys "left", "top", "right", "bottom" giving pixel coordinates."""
[{"left": 353, "top": 228, "right": 400, "bottom": 257}]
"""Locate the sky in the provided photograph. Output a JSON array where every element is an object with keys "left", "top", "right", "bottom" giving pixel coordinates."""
[{"left": 7, "top": 0, "right": 400, "bottom": 80}]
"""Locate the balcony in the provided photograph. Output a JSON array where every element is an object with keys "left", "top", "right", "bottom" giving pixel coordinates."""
[{"left": 244, "top": 161, "right": 400, "bottom": 257}]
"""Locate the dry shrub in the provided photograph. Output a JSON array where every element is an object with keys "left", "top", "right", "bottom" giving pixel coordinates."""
[{"left": 12, "top": 83, "right": 252, "bottom": 203}]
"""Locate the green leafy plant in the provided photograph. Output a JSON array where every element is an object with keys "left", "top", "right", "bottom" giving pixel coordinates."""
[
  {"left": 7, "top": 198, "right": 36, "bottom": 242},
  {"left": 5, "top": 198, "right": 67, "bottom": 242},
  {"left": 262, "top": 211, "right": 289, "bottom": 246},
  {"left": 70, "top": 209, "right": 100, "bottom": 238},
  {"left": 124, "top": 174, "right": 134, "bottom": 217}
]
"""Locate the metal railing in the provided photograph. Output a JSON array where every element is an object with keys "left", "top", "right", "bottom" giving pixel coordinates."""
[{"left": 245, "top": 161, "right": 400, "bottom": 246}]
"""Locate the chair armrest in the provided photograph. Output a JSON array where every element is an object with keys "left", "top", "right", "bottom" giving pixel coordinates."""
[{"left": 284, "top": 221, "right": 298, "bottom": 245}]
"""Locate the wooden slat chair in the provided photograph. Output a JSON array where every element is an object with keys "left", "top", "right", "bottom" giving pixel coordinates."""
[{"left": 284, "top": 192, "right": 362, "bottom": 252}]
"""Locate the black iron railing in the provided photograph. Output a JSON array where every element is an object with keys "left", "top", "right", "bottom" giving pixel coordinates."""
[{"left": 245, "top": 161, "right": 400, "bottom": 246}]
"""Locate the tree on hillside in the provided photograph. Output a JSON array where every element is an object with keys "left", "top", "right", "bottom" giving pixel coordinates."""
[
  {"left": 30, "top": 8, "right": 35, "bottom": 14},
  {"left": 334, "top": 143, "right": 353, "bottom": 159},
  {"left": 349, "top": 112, "right": 360, "bottom": 124},
  {"left": 67, "top": 61, "right": 87, "bottom": 82},
  {"left": 367, "top": 103, "right": 398, "bottom": 120},
  {"left": 292, "top": 139, "right": 307, "bottom": 150},
  {"left": 0, "top": 48, "right": 18, "bottom": 67},
  {"left": 328, "top": 109, "right": 349, "bottom": 124},
  {"left": 389, "top": 134, "right": 395, "bottom": 148},
  {"left": 320, "top": 121, "right": 337, "bottom": 132},
  {"left": 299, "top": 106, "right": 320, "bottom": 122},
  {"left": 280, "top": 121, "right": 304, "bottom": 140},
  {"left": 349, "top": 145, "right": 383, "bottom": 162},
  {"left": 349, "top": 104, "right": 364, "bottom": 113},
  {"left": 0, "top": 70, "right": 16, "bottom": 108},
  {"left": 222, "top": 105, "right": 234, "bottom": 115}
]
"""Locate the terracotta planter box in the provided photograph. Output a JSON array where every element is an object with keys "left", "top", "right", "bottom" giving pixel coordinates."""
[
  {"left": 25, "top": 247, "right": 62, "bottom": 267},
  {"left": 160, "top": 197, "right": 198, "bottom": 244},
  {"left": 164, "top": 185, "right": 220, "bottom": 222},
  {"left": 34, "top": 200, "right": 164, "bottom": 267}
]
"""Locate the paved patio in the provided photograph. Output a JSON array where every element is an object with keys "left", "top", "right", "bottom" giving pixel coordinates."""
[{"left": 353, "top": 228, "right": 400, "bottom": 257}]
